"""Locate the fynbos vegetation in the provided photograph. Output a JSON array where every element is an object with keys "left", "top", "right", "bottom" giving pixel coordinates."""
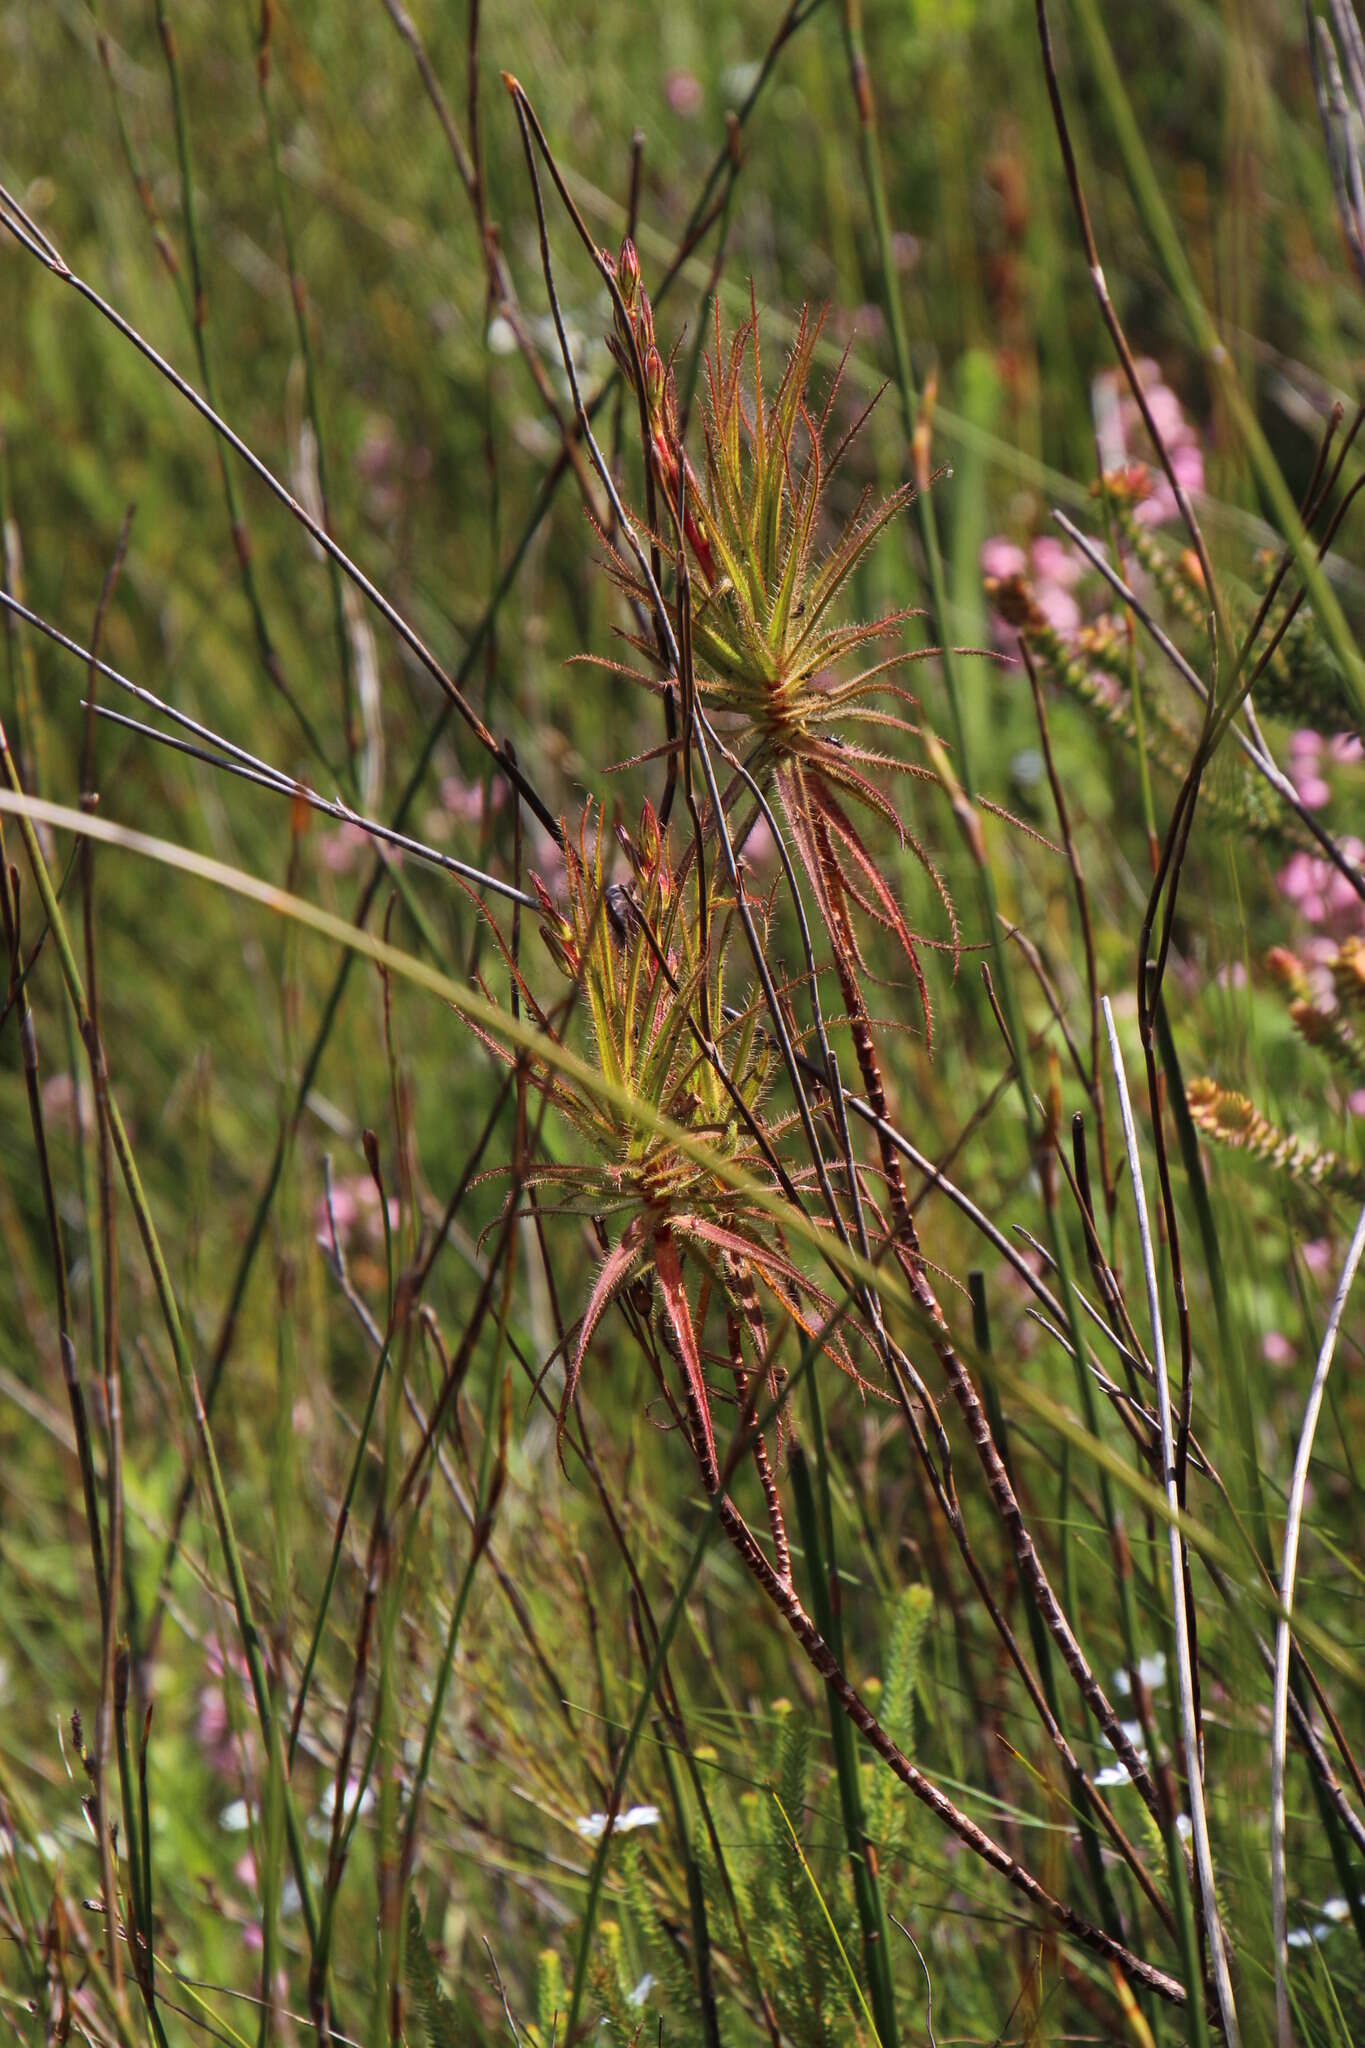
[{"left": 1, "top": 3, "right": 1364, "bottom": 2044}]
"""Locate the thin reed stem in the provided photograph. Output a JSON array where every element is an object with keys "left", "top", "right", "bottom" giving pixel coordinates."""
[
  {"left": 1106, "top": 998, "right": 1238, "bottom": 2047},
  {"left": 1270, "top": 1199, "right": 1365, "bottom": 2048}
]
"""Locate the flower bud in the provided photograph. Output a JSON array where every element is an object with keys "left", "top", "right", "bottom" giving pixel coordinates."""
[
  {"left": 644, "top": 345, "right": 666, "bottom": 415},
  {"left": 618, "top": 236, "right": 640, "bottom": 309},
  {"left": 638, "top": 798, "right": 661, "bottom": 870},
  {"left": 1266, "top": 946, "right": 1309, "bottom": 999},
  {"left": 538, "top": 915, "right": 578, "bottom": 978}
]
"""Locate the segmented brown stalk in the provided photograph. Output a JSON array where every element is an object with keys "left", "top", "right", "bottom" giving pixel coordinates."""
[
  {"left": 726, "top": 1303, "right": 791, "bottom": 1585},
  {"left": 708, "top": 1486, "right": 1188, "bottom": 2006},
  {"left": 809, "top": 809, "right": 1163, "bottom": 1824}
]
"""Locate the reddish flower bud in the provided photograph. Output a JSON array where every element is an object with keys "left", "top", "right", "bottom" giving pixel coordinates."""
[
  {"left": 618, "top": 236, "right": 640, "bottom": 308},
  {"left": 538, "top": 914, "right": 579, "bottom": 978},
  {"left": 682, "top": 501, "right": 715, "bottom": 586},
  {"left": 1266, "top": 946, "right": 1309, "bottom": 999}
]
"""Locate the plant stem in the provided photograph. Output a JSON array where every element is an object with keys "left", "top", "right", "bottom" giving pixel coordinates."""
[
  {"left": 791, "top": 1440, "right": 900, "bottom": 2047},
  {"left": 0, "top": 726, "right": 322, "bottom": 1968}
]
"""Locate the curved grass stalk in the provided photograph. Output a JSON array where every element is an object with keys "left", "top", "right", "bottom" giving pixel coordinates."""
[
  {"left": 28, "top": 778, "right": 1365, "bottom": 2030},
  {"left": 0, "top": 787, "right": 916, "bottom": 1320},
  {"left": 957, "top": 1341, "right": 1365, "bottom": 1696},
  {"left": 1270, "top": 1199, "right": 1365, "bottom": 2048},
  {"left": 31, "top": 770, "right": 1365, "bottom": 2031},
  {"left": 1106, "top": 999, "right": 1239, "bottom": 2048},
  {"left": 8, "top": 780, "right": 1364, "bottom": 1681},
  {"left": 0, "top": 780, "right": 1235, "bottom": 2027}
]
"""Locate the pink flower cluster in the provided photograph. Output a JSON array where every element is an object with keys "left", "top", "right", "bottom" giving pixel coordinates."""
[
  {"left": 1275, "top": 732, "right": 1365, "bottom": 958},
  {"left": 982, "top": 357, "right": 1205, "bottom": 650},
  {"left": 1273, "top": 738, "right": 1365, "bottom": 1125},
  {"left": 981, "top": 534, "right": 1084, "bottom": 639},
  {"left": 1092, "top": 359, "right": 1205, "bottom": 525},
  {"left": 1284, "top": 728, "right": 1363, "bottom": 814},
  {"left": 1277, "top": 842, "right": 1365, "bottom": 955},
  {"left": 1274, "top": 735, "right": 1365, "bottom": 1111}
]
